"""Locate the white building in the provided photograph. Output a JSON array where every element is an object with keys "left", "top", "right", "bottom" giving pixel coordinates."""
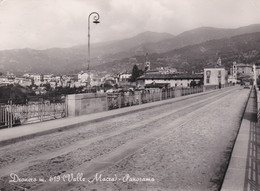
[
  {"left": 204, "top": 67, "right": 226, "bottom": 87},
  {"left": 119, "top": 72, "right": 132, "bottom": 82},
  {"left": 137, "top": 73, "right": 203, "bottom": 89},
  {"left": 43, "top": 74, "right": 53, "bottom": 82},
  {"left": 24, "top": 73, "right": 43, "bottom": 82},
  {"left": 0, "top": 76, "right": 12, "bottom": 85},
  {"left": 14, "top": 77, "right": 33, "bottom": 87},
  {"left": 236, "top": 63, "right": 253, "bottom": 76},
  {"left": 78, "top": 71, "right": 93, "bottom": 83},
  {"left": 228, "top": 62, "right": 238, "bottom": 84}
]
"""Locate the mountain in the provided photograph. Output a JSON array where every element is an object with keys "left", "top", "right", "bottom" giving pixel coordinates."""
[
  {"left": 0, "top": 31, "right": 174, "bottom": 74},
  {"left": 0, "top": 24, "right": 260, "bottom": 74},
  {"left": 83, "top": 23, "right": 260, "bottom": 60},
  {"left": 72, "top": 31, "right": 174, "bottom": 61},
  {"left": 162, "top": 32, "right": 260, "bottom": 72},
  {"left": 95, "top": 32, "right": 260, "bottom": 74},
  {"left": 141, "top": 24, "right": 260, "bottom": 53}
]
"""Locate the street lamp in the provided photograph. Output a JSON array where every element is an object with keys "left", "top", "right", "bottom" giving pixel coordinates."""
[{"left": 87, "top": 12, "right": 100, "bottom": 71}]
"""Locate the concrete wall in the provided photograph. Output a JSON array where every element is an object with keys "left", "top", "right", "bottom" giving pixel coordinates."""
[
  {"left": 67, "top": 93, "right": 107, "bottom": 116},
  {"left": 174, "top": 88, "right": 182, "bottom": 97}
]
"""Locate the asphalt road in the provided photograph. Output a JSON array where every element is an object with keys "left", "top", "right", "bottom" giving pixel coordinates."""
[{"left": 0, "top": 86, "right": 249, "bottom": 191}]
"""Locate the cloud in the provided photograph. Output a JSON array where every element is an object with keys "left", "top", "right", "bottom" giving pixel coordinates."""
[{"left": 0, "top": 0, "right": 260, "bottom": 50}]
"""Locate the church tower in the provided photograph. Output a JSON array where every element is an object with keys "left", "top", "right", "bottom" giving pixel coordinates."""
[
  {"left": 217, "top": 57, "right": 222, "bottom": 66},
  {"left": 145, "top": 53, "right": 151, "bottom": 71}
]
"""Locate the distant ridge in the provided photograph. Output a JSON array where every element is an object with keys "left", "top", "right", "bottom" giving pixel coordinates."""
[{"left": 0, "top": 23, "right": 260, "bottom": 74}]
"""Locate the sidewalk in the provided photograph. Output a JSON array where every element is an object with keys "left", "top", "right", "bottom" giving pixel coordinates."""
[{"left": 221, "top": 88, "right": 259, "bottom": 191}]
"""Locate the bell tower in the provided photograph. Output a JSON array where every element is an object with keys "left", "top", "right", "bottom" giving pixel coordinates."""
[
  {"left": 217, "top": 57, "right": 222, "bottom": 66},
  {"left": 145, "top": 53, "right": 151, "bottom": 71}
]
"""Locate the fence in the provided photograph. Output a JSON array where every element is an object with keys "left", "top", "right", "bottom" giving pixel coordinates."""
[
  {"left": 0, "top": 100, "right": 66, "bottom": 128},
  {"left": 107, "top": 87, "right": 203, "bottom": 110}
]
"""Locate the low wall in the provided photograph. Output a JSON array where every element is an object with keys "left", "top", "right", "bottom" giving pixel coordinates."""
[
  {"left": 203, "top": 85, "right": 218, "bottom": 91},
  {"left": 174, "top": 89, "right": 182, "bottom": 97},
  {"left": 67, "top": 93, "right": 107, "bottom": 117},
  {"left": 256, "top": 88, "right": 260, "bottom": 120},
  {"left": 66, "top": 86, "right": 217, "bottom": 117},
  {"left": 203, "top": 83, "right": 232, "bottom": 92}
]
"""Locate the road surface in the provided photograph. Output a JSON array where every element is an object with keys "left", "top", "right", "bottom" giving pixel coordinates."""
[{"left": 0, "top": 86, "right": 249, "bottom": 191}]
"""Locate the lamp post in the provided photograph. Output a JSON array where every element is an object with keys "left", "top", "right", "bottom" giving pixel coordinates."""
[{"left": 87, "top": 12, "right": 100, "bottom": 71}]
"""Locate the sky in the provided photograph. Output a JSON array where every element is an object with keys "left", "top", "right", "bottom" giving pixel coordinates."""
[{"left": 0, "top": 0, "right": 260, "bottom": 50}]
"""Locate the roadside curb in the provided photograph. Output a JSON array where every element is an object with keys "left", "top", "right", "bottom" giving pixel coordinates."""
[{"left": 220, "top": 88, "right": 254, "bottom": 191}]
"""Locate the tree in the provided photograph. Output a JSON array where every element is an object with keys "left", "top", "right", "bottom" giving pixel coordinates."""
[
  {"left": 130, "top": 64, "right": 142, "bottom": 82},
  {"left": 190, "top": 80, "right": 197, "bottom": 87}
]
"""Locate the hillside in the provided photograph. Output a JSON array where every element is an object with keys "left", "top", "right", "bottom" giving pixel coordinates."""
[
  {"left": 94, "top": 32, "right": 260, "bottom": 74},
  {"left": 0, "top": 24, "right": 260, "bottom": 74},
  {"left": 142, "top": 24, "right": 260, "bottom": 53},
  {"left": 0, "top": 31, "right": 174, "bottom": 74}
]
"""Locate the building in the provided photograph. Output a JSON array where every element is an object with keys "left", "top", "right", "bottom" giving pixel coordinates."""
[
  {"left": 90, "top": 77, "right": 102, "bottom": 87},
  {"left": 14, "top": 77, "right": 33, "bottom": 87},
  {"left": 0, "top": 76, "right": 11, "bottom": 86},
  {"left": 155, "top": 67, "right": 177, "bottom": 74},
  {"left": 137, "top": 73, "right": 203, "bottom": 89},
  {"left": 78, "top": 71, "right": 93, "bottom": 83},
  {"left": 144, "top": 53, "right": 151, "bottom": 71},
  {"left": 119, "top": 72, "right": 132, "bottom": 82},
  {"left": 43, "top": 74, "right": 53, "bottom": 82},
  {"left": 236, "top": 63, "right": 253, "bottom": 76},
  {"left": 23, "top": 73, "right": 43, "bottom": 82},
  {"left": 228, "top": 62, "right": 238, "bottom": 84},
  {"left": 204, "top": 67, "right": 226, "bottom": 87}
]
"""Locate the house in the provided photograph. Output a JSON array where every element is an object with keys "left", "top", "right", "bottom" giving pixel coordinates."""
[
  {"left": 24, "top": 73, "right": 43, "bottom": 82},
  {"left": 0, "top": 76, "right": 11, "bottom": 86},
  {"left": 43, "top": 74, "right": 53, "bottom": 82},
  {"left": 78, "top": 71, "right": 93, "bottom": 83},
  {"left": 14, "top": 77, "right": 33, "bottom": 87},
  {"left": 236, "top": 63, "right": 253, "bottom": 76},
  {"left": 204, "top": 66, "right": 226, "bottom": 87},
  {"left": 255, "top": 64, "right": 260, "bottom": 76},
  {"left": 137, "top": 73, "right": 203, "bottom": 89},
  {"left": 119, "top": 72, "right": 132, "bottom": 82}
]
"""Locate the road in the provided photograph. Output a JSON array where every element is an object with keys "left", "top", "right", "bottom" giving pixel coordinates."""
[{"left": 0, "top": 86, "right": 249, "bottom": 191}]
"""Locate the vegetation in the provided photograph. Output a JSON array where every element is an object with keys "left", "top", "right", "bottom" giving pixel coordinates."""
[
  {"left": 0, "top": 85, "right": 91, "bottom": 104},
  {"left": 130, "top": 65, "right": 144, "bottom": 82},
  {"left": 95, "top": 32, "right": 260, "bottom": 74},
  {"left": 0, "top": 85, "right": 35, "bottom": 104}
]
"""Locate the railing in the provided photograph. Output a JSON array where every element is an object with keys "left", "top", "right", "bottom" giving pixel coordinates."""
[
  {"left": 0, "top": 85, "right": 226, "bottom": 128},
  {"left": 0, "top": 101, "right": 66, "bottom": 128},
  {"left": 107, "top": 87, "right": 203, "bottom": 110},
  {"left": 256, "top": 86, "right": 260, "bottom": 121}
]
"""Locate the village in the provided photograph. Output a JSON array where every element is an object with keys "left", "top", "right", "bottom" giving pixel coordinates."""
[{"left": 0, "top": 56, "right": 259, "bottom": 98}]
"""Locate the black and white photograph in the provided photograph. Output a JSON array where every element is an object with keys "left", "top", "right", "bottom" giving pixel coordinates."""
[{"left": 0, "top": 0, "right": 260, "bottom": 190}]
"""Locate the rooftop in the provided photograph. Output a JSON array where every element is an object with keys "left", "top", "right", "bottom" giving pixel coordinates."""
[{"left": 137, "top": 73, "right": 203, "bottom": 80}]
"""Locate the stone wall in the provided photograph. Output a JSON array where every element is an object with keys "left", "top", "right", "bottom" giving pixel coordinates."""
[{"left": 67, "top": 93, "right": 107, "bottom": 116}]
